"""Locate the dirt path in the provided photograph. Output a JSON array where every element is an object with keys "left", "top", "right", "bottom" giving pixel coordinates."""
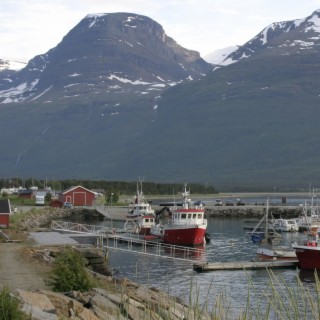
[{"left": 0, "top": 241, "right": 50, "bottom": 291}]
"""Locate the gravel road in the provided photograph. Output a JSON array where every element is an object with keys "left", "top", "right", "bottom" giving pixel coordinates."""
[{"left": 0, "top": 242, "right": 50, "bottom": 291}]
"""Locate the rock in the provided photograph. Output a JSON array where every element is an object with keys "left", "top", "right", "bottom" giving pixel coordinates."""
[
  {"left": 15, "top": 289, "right": 56, "bottom": 313},
  {"left": 77, "top": 307, "right": 101, "bottom": 320},
  {"left": 90, "top": 294, "right": 120, "bottom": 315},
  {"left": 21, "top": 305, "right": 58, "bottom": 320}
]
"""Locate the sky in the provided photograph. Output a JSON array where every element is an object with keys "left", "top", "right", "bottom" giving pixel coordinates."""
[{"left": 1, "top": 0, "right": 320, "bottom": 62}]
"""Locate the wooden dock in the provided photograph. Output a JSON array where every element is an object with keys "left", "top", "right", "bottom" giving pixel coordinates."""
[{"left": 193, "top": 260, "right": 299, "bottom": 272}]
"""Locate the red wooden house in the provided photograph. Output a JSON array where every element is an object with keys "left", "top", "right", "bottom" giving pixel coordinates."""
[
  {"left": 59, "top": 186, "right": 96, "bottom": 206},
  {"left": 0, "top": 199, "right": 11, "bottom": 228}
]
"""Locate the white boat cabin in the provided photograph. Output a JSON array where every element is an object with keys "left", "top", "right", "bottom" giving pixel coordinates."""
[{"left": 171, "top": 211, "right": 207, "bottom": 226}]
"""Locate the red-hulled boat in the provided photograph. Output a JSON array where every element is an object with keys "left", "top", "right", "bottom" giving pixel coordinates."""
[
  {"left": 151, "top": 184, "right": 207, "bottom": 246},
  {"left": 292, "top": 228, "right": 320, "bottom": 269}
]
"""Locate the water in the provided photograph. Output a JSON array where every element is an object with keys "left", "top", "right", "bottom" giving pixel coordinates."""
[{"left": 93, "top": 217, "right": 319, "bottom": 318}]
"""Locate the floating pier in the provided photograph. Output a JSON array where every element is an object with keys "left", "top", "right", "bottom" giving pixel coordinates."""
[{"left": 193, "top": 260, "right": 299, "bottom": 272}]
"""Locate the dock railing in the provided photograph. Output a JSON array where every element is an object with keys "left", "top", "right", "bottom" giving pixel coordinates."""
[{"left": 51, "top": 220, "right": 205, "bottom": 262}]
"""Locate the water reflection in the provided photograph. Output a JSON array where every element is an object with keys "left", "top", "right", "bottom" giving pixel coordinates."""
[{"left": 298, "top": 269, "right": 320, "bottom": 283}]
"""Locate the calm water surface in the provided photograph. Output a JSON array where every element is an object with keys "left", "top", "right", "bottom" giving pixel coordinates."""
[{"left": 91, "top": 217, "right": 320, "bottom": 318}]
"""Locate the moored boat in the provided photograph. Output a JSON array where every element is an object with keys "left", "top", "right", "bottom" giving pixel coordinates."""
[
  {"left": 292, "top": 228, "right": 320, "bottom": 269},
  {"left": 249, "top": 199, "right": 281, "bottom": 244},
  {"left": 295, "top": 200, "right": 320, "bottom": 231},
  {"left": 256, "top": 244, "right": 297, "bottom": 261},
  {"left": 272, "top": 218, "right": 299, "bottom": 232},
  {"left": 123, "top": 214, "right": 156, "bottom": 236},
  {"left": 127, "top": 181, "right": 154, "bottom": 218},
  {"left": 137, "top": 214, "right": 156, "bottom": 236},
  {"left": 151, "top": 184, "right": 207, "bottom": 246}
]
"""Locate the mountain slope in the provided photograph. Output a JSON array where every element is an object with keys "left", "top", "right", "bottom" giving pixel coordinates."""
[
  {"left": 1, "top": 11, "right": 320, "bottom": 190},
  {"left": 137, "top": 10, "right": 320, "bottom": 189}
]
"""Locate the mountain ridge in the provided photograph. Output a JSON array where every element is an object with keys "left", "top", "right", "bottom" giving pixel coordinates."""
[{"left": 1, "top": 10, "right": 320, "bottom": 190}]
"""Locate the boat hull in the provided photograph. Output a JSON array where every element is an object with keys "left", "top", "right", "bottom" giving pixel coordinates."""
[
  {"left": 293, "top": 245, "right": 320, "bottom": 269},
  {"left": 256, "top": 247, "right": 297, "bottom": 261},
  {"left": 163, "top": 225, "right": 206, "bottom": 246},
  {"left": 139, "top": 226, "right": 151, "bottom": 235}
]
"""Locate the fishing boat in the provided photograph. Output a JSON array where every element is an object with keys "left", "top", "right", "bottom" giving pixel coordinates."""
[
  {"left": 295, "top": 200, "right": 320, "bottom": 231},
  {"left": 127, "top": 181, "right": 154, "bottom": 218},
  {"left": 292, "top": 228, "right": 320, "bottom": 269},
  {"left": 123, "top": 214, "right": 156, "bottom": 235},
  {"left": 249, "top": 199, "right": 282, "bottom": 244},
  {"left": 151, "top": 184, "right": 207, "bottom": 246}
]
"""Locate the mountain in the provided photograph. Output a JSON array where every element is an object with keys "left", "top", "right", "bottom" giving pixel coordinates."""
[
  {"left": 139, "top": 9, "right": 320, "bottom": 189},
  {"left": 222, "top": 9, "right": 320, "bottom": 65},
  {"left": 0, "top": 12, "right": 212, "bottom": 183},
  {"left": 0, "top": 13, "right": 211, "bottom": 105},
  {"left": 1, "top": 10, "right": 320, "bottom": 190}
]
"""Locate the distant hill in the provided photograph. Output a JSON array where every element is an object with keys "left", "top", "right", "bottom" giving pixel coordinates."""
[{"left": 1, "top": 10, "right": 320, "bottom": 190}]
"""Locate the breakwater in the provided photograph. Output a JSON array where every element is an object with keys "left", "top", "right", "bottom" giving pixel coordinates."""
[
  {"left": 16, "top": 207, "right": 103, "bottom": 229},
  {"left": 204, "top": 205, "right": 302, "bottom": 218},
  {"left": 16, "top": 205, "right": 304, "bottom": 230}
]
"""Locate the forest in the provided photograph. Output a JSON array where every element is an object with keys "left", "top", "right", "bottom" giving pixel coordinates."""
[{"left": 0, "top": 178, "right": 217, "bottom": 196}]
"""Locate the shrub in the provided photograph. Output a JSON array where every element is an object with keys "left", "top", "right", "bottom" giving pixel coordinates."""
[
  {"left": 46, "top": 246, "right": 93, "bottom": 292},
  {"left": 1, "top": 192, "right": 8, "bottom": 198},
  {"left": 0, "top": 287, "right": 28, "bottom": 320}
]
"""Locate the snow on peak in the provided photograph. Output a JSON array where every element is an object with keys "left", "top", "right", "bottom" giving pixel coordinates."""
[{"left": 85, "top": 13, "right": 108, "bottom": 28}]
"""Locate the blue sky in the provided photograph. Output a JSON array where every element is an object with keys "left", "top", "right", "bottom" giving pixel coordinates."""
[{"left": 1, "top": 0, "right": 319, "bottom": 61}]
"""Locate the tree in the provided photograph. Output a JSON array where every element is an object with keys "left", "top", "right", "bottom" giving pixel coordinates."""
[
  {"left": 106, "top": 192, "right": 119, "bottom": 205},
  {"left": 45, "top": 192, "right": 52, "bottom": 203},
  {"left": 1, "top": 191, "right": 8, "bottom": 198},
  {"left": 46, "top": 247, "right": 93, "bottom": 292}
]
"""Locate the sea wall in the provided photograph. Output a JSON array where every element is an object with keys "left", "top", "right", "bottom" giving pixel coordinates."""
[
  {"left": 16, "top": 205, "right": 305, "bottom": 230},
  {"left": 16, "top": 207, "right": 103, "bottom": 229},
  {"left": 204, "top": 205, "right": 303, "bottom": 218}
]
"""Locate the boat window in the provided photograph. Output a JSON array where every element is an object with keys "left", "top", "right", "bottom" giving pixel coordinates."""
[
  {"left": 145, "top": 219, "right": 149, "bottom": 222},
  {"left": 150, "top": 218, "right": 153, "bottom": 222},
  {"left": 193, "top": 214, "right": 197, "bottom": 218},
  {"left": 198, "top": 214, "right": 202, "bottom": 219},
  {"left": 181, "top": 213, "right": 186, "bottom": 219},
  {"left": 188, "top": 214, "right": 192, "bottom": 219}
]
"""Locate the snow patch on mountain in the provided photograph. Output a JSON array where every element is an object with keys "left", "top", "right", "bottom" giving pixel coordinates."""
[
  {"left": 0, "top": 79, "right": 39, "bottom": 103},
  {"left": 107, "top": 74, "right": 152, "bottom": 85},
  {"left": 204, "top": 46, "right": 239, "bottom": 65},
  {"left": 0, "top": 59, "right": 26, "bottom": 71}
]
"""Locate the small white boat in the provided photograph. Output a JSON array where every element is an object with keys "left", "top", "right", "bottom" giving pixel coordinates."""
[
  {"left": 272, "top": 218, "right": 299, "bottom": 232},
  {"left": 127, "top": 181, "right": 154, "bottom": 218},
  {"left": 256, "top": 244, "right": 297, "bottom": 261}
]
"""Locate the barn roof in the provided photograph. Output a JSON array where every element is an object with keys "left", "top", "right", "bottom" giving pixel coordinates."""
[
  {"left": 0, "top": 199, "right": 11, "bottom": 214},
  {"left": 61, "top": 185, "right": 96, "bottom": 195}
]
